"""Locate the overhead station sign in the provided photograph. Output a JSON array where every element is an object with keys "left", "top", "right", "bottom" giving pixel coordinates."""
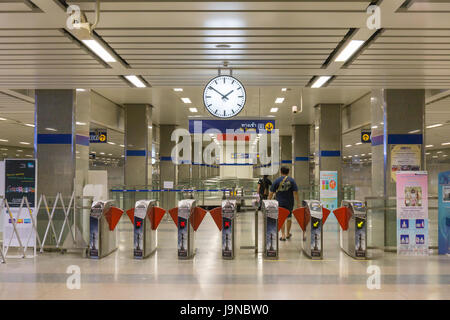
[
  {"left": 90, "top": 130, "right": 107, "bottom": 143},
  {"left": 188, "top": 119, "right": 275, "bottom": 134}
]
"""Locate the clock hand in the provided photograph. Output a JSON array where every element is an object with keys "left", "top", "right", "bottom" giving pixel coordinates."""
[
  {"left": 222, "top": 90, "right": 234, "bottom": 100},
  {"left": 209, "top": 87, "right": 229, "bottom": 100}
]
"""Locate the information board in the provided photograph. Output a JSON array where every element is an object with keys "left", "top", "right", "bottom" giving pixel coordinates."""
[
  {"left": 319, "top": 171, "right": 338, "bottom": 210},
  {"left": 438, "top": 171, "right": 450, "bottom": 255}
]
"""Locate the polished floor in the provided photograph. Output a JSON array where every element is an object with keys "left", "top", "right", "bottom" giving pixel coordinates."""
[{"left": 0, "top": 210, "right": 448, "bottom": 300}]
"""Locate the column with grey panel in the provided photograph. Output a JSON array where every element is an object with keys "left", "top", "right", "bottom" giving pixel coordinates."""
[
  {"left": 292, "top": 125, "right": 311, "bottom": 200},
  {"left": 160, "top": 125, "right": 177, "bottom": 210}
]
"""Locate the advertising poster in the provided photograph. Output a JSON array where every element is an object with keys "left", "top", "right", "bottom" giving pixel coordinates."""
[
  {"left": 89, "top": 202, "right": 103, "bottom": 258},
  {"left": 3, "top": 159, "right": 37, "bottom": 249},
  {"left": 319, "top": 171, "right": 338, "bottom": 210},
  {"left": 438, "top": 171, "right": 450, "bottom": 255},
  {"left": 396, "top": 171, "right": 428, "bottom": 255},
  {"left": 264, "top": 201, "right": 278, "bottom": 257},
  {"left": 390, "top": 145, "right": 421, "bottom": 182}
]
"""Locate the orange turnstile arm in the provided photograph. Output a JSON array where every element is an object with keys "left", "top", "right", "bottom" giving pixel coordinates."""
[
  {"left": 104, "top": 207, "right": 124, "bottom": 231},
  {"left": 333, "top": 207, "right": 349, "bottom": 231},
  {"left": 322, "top": 207, "right": 331, "bottom": 224},
  {"left": 150, "top": 206, "right": 166, "bottom": 230},
  {"left": 277, "top": 207, "right": 291, "bottom": 232},
  {"left": 168, "top": 207, "right": 178, "bottom": 227},
  {"left": 191, "top": 207, "right": 207, "bottom": 231},
  {"left": 209, "top": 207, "right": 223, "bottom": 231},
  {"left": 292, "top": 207, "right": 306, "bottom": 231},
  {"left": 125, "top": 208, "right": 135, "bottom": 224}
]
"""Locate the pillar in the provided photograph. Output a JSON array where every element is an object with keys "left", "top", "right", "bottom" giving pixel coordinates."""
[
  {"left": 292, "top": 125, "right": 310, "bottom": 196},
  {"left": 35, "top": 89, "right": 90, "bottom": 245},
  {"left": 280, "top": 135, "right": 292, "bottom": 172},
  {"left": 314, "top": 104, "right": 342, "bottom": 207},
  {"left": 160, "top": 125, "right": 177, "bottom": 209},
  {"left": 371, "top": 89, "right": 425, "bottom": 250},
  {"left": 124, "top": 104, "right": 152, "bottom": 187}
]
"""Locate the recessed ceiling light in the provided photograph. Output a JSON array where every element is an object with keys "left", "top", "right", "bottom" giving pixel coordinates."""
[
  {"left": 281, "top": 88, "right": 287, "bottom": 92},
  {"left": 17, "top": 150, "right": 23, "bottom": 152},
  {"left": 100, "top": 152, "right": 105, "bottom": 155},
  {"left": 0, "top": 117, "right": 6, "bottom": 121},
  {"left": 173, "top": 88, "right": 183, "bottom": 92},
  {"left": 20, "top": 142, "right": 30, "bottom": 145},
  {"left": 189, "top": 108, "right": 198, "bottom": 113},
  {"left": 119, "top": 144, "right": 125, "bottom": 148},
  {"left": 25, "top": 123, "right": 35, "bottom": 127},
  {"left": 345, "top": 144, "right": 352, "bottom": 147},
  {"left": 442, "top": 142, "right": 450, "bottom": 146},
  {"left": 275, "top": 98, "right": 284, "bottom": 104},
  {"left": 311, "top": 76, "right": 332, "bottom": 88},
  {"left": 426, "top": 123, "right": 443, "bottom": 129},
  {"left": 335, "top": 40, "right": 365, "bottom": 62},
  {"left": 355, "top": 142, "right": 362, "bottom": 145},
  {"left": 76, "top": 88, "right": 86, "bottom": 92},
  {"left": 82, "top": 39, "right": 116, "bottom": 63},
  {"left": 409, "top": 129, "right": 421, "bottom": 134},
  {"left": 45, "top": 127, "right": 57, "bottom": 132},
  {"left": 0, "top": 139, "right": 8, "bottom": 142},
  {"left": 270, "top": 108, "right": 279, "bottom": 113},
  {"left": 371, "top": 125, "right": 378, "bottom": 129},
  {"left": 426, "top": 145, "right": 434, "bottom": 148},
  {"left": 148, "top": 125, "right": 152, "bottom": 129},
  {"left": 107, "top": 141, "right": 116, "bottom": 145},
  {"left": 437, "top": 151, "right": 443, "bottom": 154},
  {"left": 76, "top": 121, "right": 87, "bottom": 126},
  {"left": 125, "top": 75, "right": 146, "bottom": 88},
  {"left": 181, "top": 98, "right": 192, "bottom": 104}
]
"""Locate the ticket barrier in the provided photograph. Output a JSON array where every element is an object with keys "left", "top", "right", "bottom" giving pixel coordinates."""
[
  {"left": 333, "top": 200, "right": 367, "bottom": 259},
  {"left": 88, "top": 200, "right": 124, "bottom": 259},
  {"left": 292, "top": 200, "right": 331, "bottom": 259},
  {"left": 262, "top": 200, "right": 291, "bottom": 259},
  {"left": 125, "top": 200, "right": 166, "bottom": 259},
  {"left": 168, "top": 199, "right": 208, "bottom": 259},
  {"left": 210, "top": 199, "right": 237, "bottom": 259}
]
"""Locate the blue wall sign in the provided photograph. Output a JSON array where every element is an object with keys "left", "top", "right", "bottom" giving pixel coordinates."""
[{"left": 89, "top": 131, "right": 107, "bottom": 143}]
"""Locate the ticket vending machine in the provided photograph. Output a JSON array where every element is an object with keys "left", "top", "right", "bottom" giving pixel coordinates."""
[
  {"left": 125, "top": 200, "right": 166, "bottom": 259},
  {"left": 88, "top": 200, "right": 124, "bottom": 259},
  {"left": 168, "top": 199, "right": 207, "bottom": 259},
  {"left": 292, "top": 200, "right": 331, "bottom": 259},
  {"left": 333, "top": 200, "right": 367, "bottom": 259},
  {"left": 261, "top": 200, "right": 291, "bottom": 259},
  {"left": 210, "top": 199, "right": 237, "bottom": 259}
]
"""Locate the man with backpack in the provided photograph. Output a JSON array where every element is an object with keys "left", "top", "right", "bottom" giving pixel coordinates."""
[{"left": 268, "top": 166, "right": 300, "bottom": 241}]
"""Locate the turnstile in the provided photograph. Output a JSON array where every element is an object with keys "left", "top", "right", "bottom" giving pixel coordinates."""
[
  {"left": 261, "top": 200, "right": 291, "bottom": 259},
  {"left": 125, "top": 200, "right": 166, "bottom": 259},
  {"left": 169, "top": 199, "right": 207, "bottom": 259},
  {"left": 333, "top": 200, "right": 367, "bottom": 259},
  {"left": 210, "top": 199, "right": 237, "bottom": 259},
  {"left": 88, "top": 200, "right": 124, "bottom": 259},
  {"left": 292, "top": 200, "right": 331, "bottom": 259}
]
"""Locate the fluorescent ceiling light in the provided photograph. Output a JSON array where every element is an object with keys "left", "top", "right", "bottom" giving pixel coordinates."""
[
  {"left": 119, "top": 144, "right": 125, "bottom": 148},
  {"left": 270, "top": 108, "right": 279, "bottom": 113},
  {"left": 441, "top": 142, "right": 450, "bottom": 146},
  {"left": 409, "top": 129, "right": 421, "bottom": 134},
  {"left": 0, "top": 117, "right": 6, "bottom": 121},
  {"left": 173, "top": 88, "right": 183, "bottom": 92},
  {"left": 181, "top": 98, "right": 192, "bottom": 104},
  {"left": 107, "top": 141, "right": 116, "bottom": 145},
  {"left": 125, "top": 75, "right": 146, "bottom": 88},
  {"left": 76, "top": 88, "right": 86, "bottom": 92},
  {"left": 45, "top": 127, "right": 57, "bottom": 132},
  {"left": 100, "top": 152, "right": 105, "bottom": 155},
  {"left": 426, "top": 123, "right": 443, "bottom": 129},
  {"left": 148, "top": 126, "right": 152, "bottom": 129},
  {"left": 0, "top": 139, "right": 8, "bottom": 142},
  {"left": 355, "top": 142, "right": 362, "bottom": 145},
  {"left": 437, "top": 151, "right": 443, "bottom": 154},
  {"left": 335, "top": 40, "right": 365, "bottom": 62},
  {"left": 82, "top": 39, "right": 116, "bottom": 63},
  {"left": 275, "top": 98, "right": 285, "bottom": 104},
  {"left": 281, "top": 88, "right": 287, "bottom": 92},
  {"left": 345, "top": 144, "right": 352, "bottom": 148},
  {"left": 20, "top": 142, "right": 30, "bottom": 145},
  {"left": 76, "top": 121, "right": 87, "bottom": 126},
  {"left": 189, "top": 108, "right": 198, "bottom": 113},
  {"left": 371, "top": 125, "right": 378, "bottom": 129},
  {"left": 426, "top": 145, "right": 434, "bottom": 148},
  {"left": 25, "top": 123, "right": 35, "bottom": 127},
  {"left": 311, "top": 76, "right": 331, "bottom": 88}
]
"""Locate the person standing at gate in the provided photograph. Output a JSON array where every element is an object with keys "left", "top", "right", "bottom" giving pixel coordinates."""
[
  {"left": 257, "top": 175, "right": 272, "bottom": 210},
  {"left": 268, "top": 166, "right": 300, "bottom": 241}
]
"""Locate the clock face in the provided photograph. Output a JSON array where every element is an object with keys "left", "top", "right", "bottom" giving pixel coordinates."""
[{"left": 203, "top": 75, "right": 246, "bottom": 118}]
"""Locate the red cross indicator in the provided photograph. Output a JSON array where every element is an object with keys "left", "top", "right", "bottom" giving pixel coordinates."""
[
  {"left": 180, "top": 221, "right": 186, "bottom": 228},
  {"left": 136, "top": 221, "right": 141, "bottom": 227},
  {"left": 224, "top": 221, "right": 230, "bottom": 229}
]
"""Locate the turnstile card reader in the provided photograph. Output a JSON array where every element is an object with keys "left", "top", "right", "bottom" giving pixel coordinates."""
[
  {"left": 125, "top": 200, "right": 166, "bottom": 259},
  {"left": 169, "top": 199, "right": 207, "bottom": 259},
  {"left": 333, "top": 200, "right": 367, "bottom": 259},
  {"left": 292, "top": 200, "right": 331, "bottom": 259},
  {"left": 262, "top": 200, "right": 291, "bottom": 259},
  {"left": 210, "top": 200, "right": 237, "bottom": 259},
  {"left": 89, "top": 200, "right": 124, "bottom": 259}
]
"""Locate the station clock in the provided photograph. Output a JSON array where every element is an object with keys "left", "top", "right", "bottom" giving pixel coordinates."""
[{"left": 203, "top": 75, "right": 246, "bottom": 118}]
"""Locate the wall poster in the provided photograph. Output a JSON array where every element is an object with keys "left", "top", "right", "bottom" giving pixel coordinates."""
[{"left": 390, "top": 144, "right": 421, "bottom": 182}]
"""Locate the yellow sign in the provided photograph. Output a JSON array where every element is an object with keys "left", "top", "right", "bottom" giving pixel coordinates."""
[
  {"left": 362, "top": 134, "right": 370, "bottom": 142},
  {"left": 265, "top": 122, "right": 274, "bottom": 132},
  {"left": 99, "top": 134, "right": 106, "bottom": 142}
]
